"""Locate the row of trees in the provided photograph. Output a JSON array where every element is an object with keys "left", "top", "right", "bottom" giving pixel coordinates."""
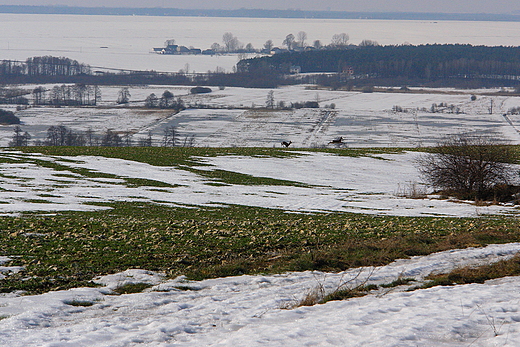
[
  {"left": 33, "top": 84, "right": 101, "bottom": 106},
  {"left": 280, "top": 32, "right": 353, "bottom": 51},
  {"left": 0, "top": 88, "right": 30, "bottom": 105},
  {"left": 0, "top": 56, "right": 90, "bottom": 76},
  {"left": 144, "top": 90, "right": 185, "bottom": 109},
  {"left": 206, "top": 31, "right": 355, "bottom": 54},
  {"left": 9, "top": 125, "right": 195, "bottom": 148}
]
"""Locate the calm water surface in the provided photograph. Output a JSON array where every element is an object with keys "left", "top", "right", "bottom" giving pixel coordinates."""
[{"left": 1, "top": 14, "right": 520, "bottom": 72}]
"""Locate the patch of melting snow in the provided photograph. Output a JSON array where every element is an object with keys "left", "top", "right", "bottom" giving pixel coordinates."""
[
  {"left": 0, "top": 257, "right": 23, "bottom": 280},
  {"left": 1, "top": 151, "right": 519, "bottom": 218},
  {"left": 1, "top": 244, "right": 520, "bottom": 346}
]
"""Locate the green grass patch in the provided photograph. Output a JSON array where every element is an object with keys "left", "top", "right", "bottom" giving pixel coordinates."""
[
  {"left": 380, "top": 277, "right": 416, "bottom": 288},
  {"left": 22, "top": 199, "right": 54, "bottom": 204},
  {"left": 113, "top": 282, "right": 153, "bottom": 294},
  {"left": 12, "top": 147, "right": 315, "bottom": 187},
  {"left": 15, "top": 146, "right": 304, "bottom": 167},
  {"left": 1, "top": 201, "right": 520, "bottom": 295},
  {"left": 124, "top": 178, "right": 180, "bottom": 188},
  {"left": 191, "top": 168, "right": 313, "bottom": 187},
  {"left": 410, "top": 144, "right": 520, "bottom": 165},
  {"left": 15, "top": 146, "right": 408, "bottom": 166}
]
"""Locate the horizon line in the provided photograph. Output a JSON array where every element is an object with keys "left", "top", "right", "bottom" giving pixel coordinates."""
[{"left": 0, "top": 5, "right": 519, "bottom": 22}]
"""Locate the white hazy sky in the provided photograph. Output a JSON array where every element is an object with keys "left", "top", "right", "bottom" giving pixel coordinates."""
[{"left": 2, "top": 0, "right": 520, "bottom": 14}]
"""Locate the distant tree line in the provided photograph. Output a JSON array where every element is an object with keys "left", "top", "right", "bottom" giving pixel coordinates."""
[
  {"left": 7, "top": 44, "right": 520, "bottom": 89},
  {"left": 238, "top": 44, "right": 520, "bottom": 85},
  {"left": 0, "top": 56, "right": 90, "bottom": 76},
  {"left": 0, "top": 59, "right": 285, "bottom": 88},
  {"left": 0, "top": 88, "right": 29, "bottom": 105}
]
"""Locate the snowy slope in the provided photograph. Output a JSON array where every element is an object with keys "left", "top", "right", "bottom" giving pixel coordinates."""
[{"left": 1, "top": 243, "right": 520, "bottom": 346}]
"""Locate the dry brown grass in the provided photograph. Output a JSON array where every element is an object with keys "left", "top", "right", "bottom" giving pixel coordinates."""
[{"left": 419, "top": 253, "right": 520, "bottom": 289}]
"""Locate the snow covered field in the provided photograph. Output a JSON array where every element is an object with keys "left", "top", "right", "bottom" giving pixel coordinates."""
[
  {"left": 4, "top": 12, "right": 520, "bottom": 346},
  {"left": 3, "top": 84, "right": 520, "bottom": 148},
  {"left": 2, "top": 85, "right": 520, "bottom": 346},
  {"left": 1, "top": 150, "right": 518, "bottom": 217},
  {"left": 1, "top": 146, "right": 520, "bottom": 345}
]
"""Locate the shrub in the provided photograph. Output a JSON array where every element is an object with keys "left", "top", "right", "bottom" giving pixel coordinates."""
[
  {"left": 416, "top": 134, "right": 517, "bottom": 200},
  {"left": 508, "top": 106, "right": 520, "bottom": 115},
  {"left": 0, "top": 109, "right": 20, "bottom": 124},
  {"left": 190, "top": 86, "right": 212, "bottom": 94}
]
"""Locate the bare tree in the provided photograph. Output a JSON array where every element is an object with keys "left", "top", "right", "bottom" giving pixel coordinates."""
[
  {"left": 331, "top": 33, "right": 349, "bottom": 47},
  {"left": 44, "top": 125, "right": 84, "bottom": 146},
  {"left": 296, "top": 31, "right": 307, "bottom": 48},
  {"left": 359, "top": 39, "right": 379, "bottom": 47},
  {"left": 160, "top": 90, "right": 174, "bottom": 108},
  {"left": 85, "top": 127, "right": 95, "bottom": 146},
  {"left": 145, "top": 93, "right": 159, "bottom": 108},
  {"left": 138, "top": 131, "right": 153, "bottom": 147},
  {"left": 94, "top": 85, "right": 101, "bottom": 105},
  {"left": 101, "top": 129, "right": 122, "bottom": 147},
  {"left": 122, "top": 131, "right": 133, "bottom": 147},
  {"left": 283, "top": 34, "right": 295, "bottom": 50},
  {"left": 222, "top": 32, "right": 241, "bottom": 52},
  {"left": 417, "top": 134, "right": 517, "bottom": 200},
  {"left": 32, "top": 86, "right": 46, "bottom": 105},
  {"left": 211, "top": 42, "right": 221, "bottom": 52},
  {"left": 263, "top": 39, "right": 274, "bottom": 52},
  {"left": 182, "top": 134, "right": 196, "bottom": 147},
  {"left": 162, "top": 125, "right": 177, "bottom": 147},
  {"left": 117, "top": 87, "right": 130, "bottom": 104},
  {"left": 266, "top": 90, "right": 275, "bottom": 109},
  {"left": 9, "top": 126, "right": 30, "bottom": 146}
]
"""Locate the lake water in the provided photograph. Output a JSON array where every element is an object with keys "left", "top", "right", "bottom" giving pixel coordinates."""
[{"left": 1, "top": 13, "right": 520, "bottom": 73}]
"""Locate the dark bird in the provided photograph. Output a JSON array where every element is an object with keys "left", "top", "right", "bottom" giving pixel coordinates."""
[
  {"left": 329, "top": 136, "right": 343, "bottom": 144},
  {"left": 281, "top": 140, "right": 292, "bottom": 147}
]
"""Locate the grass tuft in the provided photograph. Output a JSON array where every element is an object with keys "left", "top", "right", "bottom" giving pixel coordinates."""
[
  {"left": 380, "top": 277, "right": 416, "bottom": 288},
  {"left": 417, "top": 253, "right": 520, "bottom": 290},
  {"left": 113, "top": 282, "right": 153, "bottom": 295},
  {"left": 64, "top": 299, "right": 98, "bottom": 307}
]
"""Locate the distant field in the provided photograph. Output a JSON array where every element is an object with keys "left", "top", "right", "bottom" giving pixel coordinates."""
[{"left": 3, "top": 85, "right": 520, "bottom": 148}]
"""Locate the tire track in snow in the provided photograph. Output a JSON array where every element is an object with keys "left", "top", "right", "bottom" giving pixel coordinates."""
[
  {"left": 301, "top": 110, "right": 337, "bottom": 147},
  {"left": 502, "top": 113, "right": 520, "bottom": 140}
]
